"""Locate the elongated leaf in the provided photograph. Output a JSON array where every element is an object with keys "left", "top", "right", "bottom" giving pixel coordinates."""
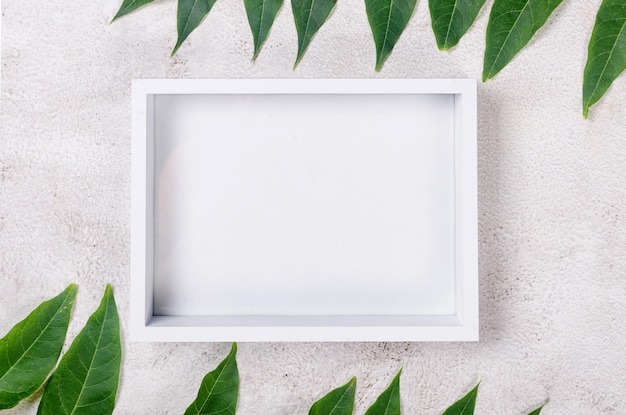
[
  {"left": 111, "top": 0, "right": 155, "bottom": 22},
  {"left": 583, "top": 0, "right": 626, "bottom": 118},
  {"left": 442, "top": 382, "right": 479, "bottom": 415},
  {"left": 364, "top": 369, "right": 401, "bottom": 415},
  {"left": 172, "top": 0, "right": 219, "bottom": 55},
  {"left": 309, "top": 377, "right": 356, "bottom": 415},
  {"left": 0, "top": 285, "right": 77, "bottom": 410},
  {"left": 527, "top": 404, "right": 544, "bottom": 415},
  {"left": 483, "top": 0, "right": 562, "bottom": 81},
  {"left": 37, "top": 285, "right": 121, "bottom": 415},
  {"left": 245, "top": 0, "right": 284, "bottom": 60},
  {"left": 292, "top": 0, "right": 337, "bottom": 68},
  {"left": 429, "top": 0, "right": 486, "bottom": 50},
  {"left": 184, "top": 343, "right": 239, "bottom": 415},
  {"left": 365, "top": 0, "right": 417, "bottom": 71}
]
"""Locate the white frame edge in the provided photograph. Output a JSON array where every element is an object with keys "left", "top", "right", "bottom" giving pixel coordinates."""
[{"left": 131, "top": 79, "right": 478, "bottom": 342}]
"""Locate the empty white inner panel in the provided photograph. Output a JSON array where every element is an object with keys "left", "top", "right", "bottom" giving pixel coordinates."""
[{"left": 153, "top": 93, "right": 456, "bottom": 316}]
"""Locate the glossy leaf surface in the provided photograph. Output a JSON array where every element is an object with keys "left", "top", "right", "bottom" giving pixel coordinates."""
[
  {"left": 309, "top": 377, "right": 356, "bottom": 415},
  {"left": 172, "top": 0, "right": 218, "bottom": 55},
  {"left": 245, "top": 0, "right": 284, "bottom": 60},
  {"left": 583, "top": 0, "right": 626, "bottom": 118},
  {"left": 111, "top": 0, "right": 155, "bottom": 22},
  {"left": 0, "top": 285, "right": 77, "bottom": 410},
  {"left": 364, "top": 369, "right": 401, "bottom": 415},
  {"left": 429, "top": 0, "right": 486, "bottom": 50},
  {"left": 483, "top": 0, "right": 562, "bottom": 81},
  {"left": 184, "top": 343, "right": 239, "bottom": 415},
  {"left": 37, "top": 285, "right": 121, "bottom": 415},
  {"left": 442, "top": 383, "right": 479, "bottom": 415},
  {"left": 527, "top": 404, "right": 544, "bottom": 415},
  {"left": 365, "top": 0, "right": 417, "bottom": 71},
  {"left": 292, "top": 0, "right": 337, "bottom": 68}
]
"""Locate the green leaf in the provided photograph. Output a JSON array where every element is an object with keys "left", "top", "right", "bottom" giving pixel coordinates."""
[
  {"left": 364, "top": 369, "right": 401, "bottom": 415},
  {"left": 582, "top": 0, "right": 626, "bottom": 118},
  {"left": 309, "top": 377, "right": 356, "bottom": 415},
  {"left": 172, "top": 0, "right": 219, "bottom": 55},
  {"left": 111, "top": 0, "right": 155, "bottom": 23},
  {"left": 244, "top": 0, "right": 284, "bottom": 60},
  {"left": 365, "top": 0, "right": 417, "bottom": 71},
  {"left": 0, "top": 285, "right": 77, "bottom": 410},
  {"left": 184, "top": 343, "right": 239, "bottom": 415},
  {"left": 527, "top": 404, "right": 545, "bottom": 415},
  {"left": 482, "top": 0, "right": 563, "bottom": 81},
  {"left": 442, "top": 382, "right": 479, "bottom": 415},
  {"left": 292, "top": 0, "right": 337, "bottom": 68},
  {"left": 37, "top": 285, "right": 121, "bottom": 415},
  {"left": 429, "top": 0, "right": 486, "bottom": 50}
]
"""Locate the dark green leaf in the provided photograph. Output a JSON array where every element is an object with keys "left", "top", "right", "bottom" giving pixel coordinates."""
[
  {"left": 111, "top": 0, "right": 155, "bottom": 22},
  {"left": 429, "top": 0, "right": 486, "bottom": 50},
  {"left": 309, "top": 377, "right": 356, "bottom": 415},
  {"left": 244, "top": 0, "right": 284, "bottom": 60},
  {"left": 0, "top": 285, "right": 77, "bottom": 410},
  {"left": 442, "top": 382, "right": 479, "bottom": 415},
  {"left": 583, "top": 0, "right": 626, "bottom": 118},
  {"left": 527, "top": 404, "right": 545, "bottom": 415},
  {"left": 37, "top": 285, "right": 121, "bottom": 415},
  {"left": 483, "top": 0, "right": 562, "bottom": 81},
  {"left": 172, "top": 0, "right": 219, "bottom": 55},
  {"left": 292, "top": 0, "right": 337, "bottom": 68},
  {"left": 184, "top": 343, "right": 239, "bottom": 415},
  {"left": 364, "top": 369, "right": 401, "bottom": 415},
  {"left": 365, "top": 0, "right": 417, "bottom": 71}
]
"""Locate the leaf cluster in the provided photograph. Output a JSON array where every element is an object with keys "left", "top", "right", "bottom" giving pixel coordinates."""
[
  {"left": 0, "top": 285, "right": 121, "bottom": 414},
  {"left": 0, "top": 292, "right": 548, "bottom": 415},
  {"left": 111, "top": 0, "right": 626, "bottom": 117}
]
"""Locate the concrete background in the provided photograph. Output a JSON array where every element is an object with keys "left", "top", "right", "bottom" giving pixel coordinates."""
[{"left": 1, "top": 0, "right": 625, "bottom": 413}]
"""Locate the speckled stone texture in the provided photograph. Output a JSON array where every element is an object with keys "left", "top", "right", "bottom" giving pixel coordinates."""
[{"left": 1, "top": 1, "right": 625, "bottom": 414}]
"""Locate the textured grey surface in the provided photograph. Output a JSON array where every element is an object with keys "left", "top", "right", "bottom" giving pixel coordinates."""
[{"left": 1, "top": 0, "right": 625, "bottom": 414}]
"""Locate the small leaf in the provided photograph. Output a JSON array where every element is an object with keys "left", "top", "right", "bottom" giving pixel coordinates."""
[
  {"left": 527, "top": 404, "right": 545, "bottom": 415},
  {"left": 292, "top": 0, "right": 337, "bottom": 68},
  {"left": 184, "top": 343, "right": 239, "bottom": 415},
  {"left": 309, "top": 377, "right": 356, "bottom": 415},
  {"left": 364, "top": 369, "right": 401, "bottom": 415},
  {"left": 442, "top": 382, "right": 479, "bottom": 415},
  {"left": 0, "top": 285, "right": 77, "bottom": 410},
  {"left": 172, "top": 0, "right": 219, "bottom": 55},
  {"left": 37, "top": 285, "right": 122, "bottom": 415},
  {"left": 111, "top": 0, "right": 155, "bottom": 23},
  {"left": 583, "top": 0, "right": 626, "bottom": 118},
  {"left": 483, "top": 0, "right": 563, "bottom": 81},
  {"left": 365, "top": 0, "right": 417, "bottom": 71},
  {"left": 244, "top": 0, "right": 284, "bottom": 60},
  {"left": 429, "top": 0, "right": 486, "bottom": 51}
]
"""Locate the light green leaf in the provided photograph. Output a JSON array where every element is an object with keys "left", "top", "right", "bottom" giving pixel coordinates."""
[
  {"left": 37, "top": 285, "right": 121, "bottom": 415},
  {"left": 244, "top": 0, "right": 284, "bottom": 60},
  {"left": 0, "top": 285, "right": 77, "bottom": 410},
  {"left": 365, "top": 0, "right": 417, "bottom": 71},
  {"left": 583, "top": 0, "right": 626, "bottom": 118},
  {"left": 483, "top": 0, "right": 563, "bottom": 81},
  {"left": 364, "top": 369, "right": 401, "bottom": 415},
  {"left": 292, "top": 0, "right": 337, "bottom": 68},
  {"left": 429, "top": 0, "right": 486, "bottom": 50},
  {"left": 172, "top": 0, "right": 219, "bottom": 55},
  {"left": 527, "top": 404, "right": 545, "bottom": 415},
  {"left": 309, "top": 377, "right": 356, "bottom": 415},
  {"left": 184, "top": 343, "right": 239, "bottom": 415},
  {"left": 442, "top": 382, "right": 479, "bottom": 415},
  {"left": 111, "top": 0, "right": 155, "bottom": 23}
]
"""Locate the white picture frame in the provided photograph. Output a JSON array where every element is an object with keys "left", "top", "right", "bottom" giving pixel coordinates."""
[{"left": 131, "top": 79, "right": 478, "bottom": 342}]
